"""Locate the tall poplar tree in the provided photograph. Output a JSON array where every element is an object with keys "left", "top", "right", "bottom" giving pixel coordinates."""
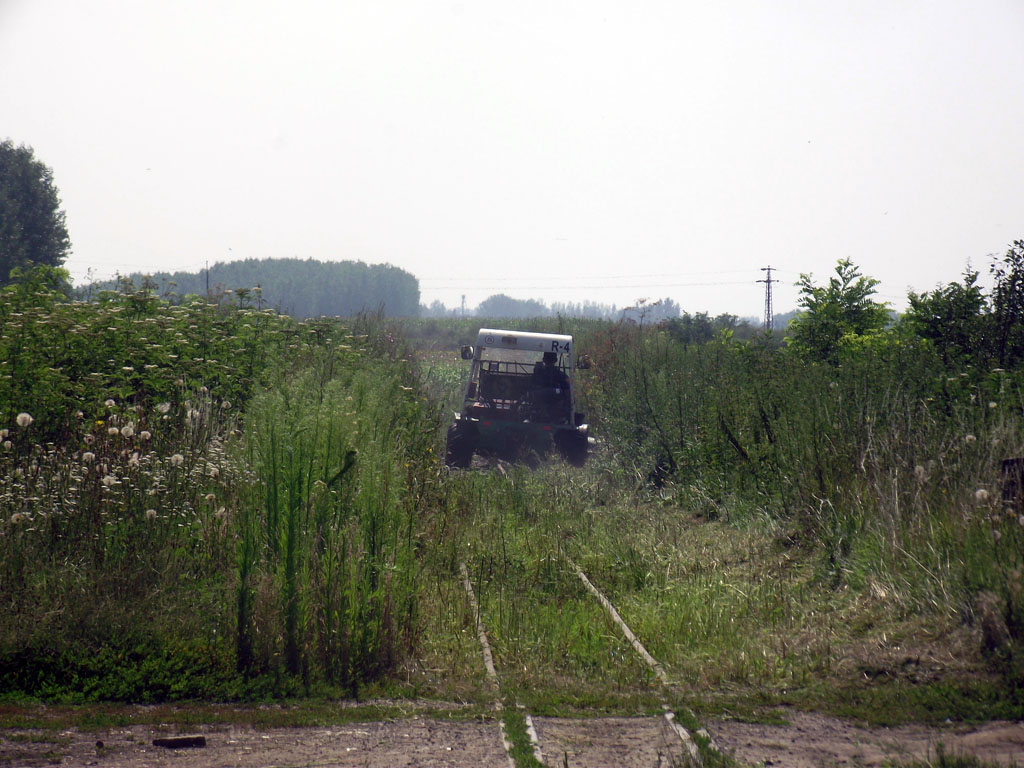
[{"left": 0, "top": 140, "right": 71, "bottom": 286}]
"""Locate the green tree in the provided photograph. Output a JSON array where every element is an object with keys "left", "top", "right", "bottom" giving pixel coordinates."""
[
  {"left": 787, "top": 259, "right": 889, "bottom": 363},
  {"left": 476, "top": 293, "right": 548, "bottom": 318},
  {"left": 664, "top": 311, "right": 713, "bottom": 348},
  {"left": 902, "top": 270, "right": 987, "bottom": 368},
  {"left": 991, "top": 240, "right": 1024, "bottom": 368},
  {"left": 0, "top": 140, "right": 71, "bottom": 285}
]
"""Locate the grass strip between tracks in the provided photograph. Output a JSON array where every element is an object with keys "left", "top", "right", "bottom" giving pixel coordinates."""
[{"left": 459, "top": 561, "right": 544, "bottom": 768}]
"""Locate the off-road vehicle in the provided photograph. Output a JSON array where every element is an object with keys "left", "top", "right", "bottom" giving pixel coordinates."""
[{"left": 445, "top": 328, "right": 590, "bottom": 467}]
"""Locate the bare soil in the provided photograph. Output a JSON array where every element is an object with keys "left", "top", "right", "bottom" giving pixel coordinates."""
[
  {"left": 0, "top": 716, "right": 505, "bottom": 768},
  {"left": 3, "top": 708, "right": 1023, "bottom": 767},
  {"left": 707, "top": 710, "right": 1024, "bottom": 767}
]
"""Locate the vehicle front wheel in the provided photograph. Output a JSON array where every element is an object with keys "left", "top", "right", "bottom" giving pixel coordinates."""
[{"left": 445, "top": 423, "right": 476, "bottom": 468}]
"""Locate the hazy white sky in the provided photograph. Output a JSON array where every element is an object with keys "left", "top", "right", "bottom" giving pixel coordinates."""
[{"left": 2, "top": 0, "right": 1022, "bottom": 316}]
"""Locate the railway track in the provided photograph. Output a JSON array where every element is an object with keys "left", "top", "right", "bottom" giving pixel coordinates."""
[{"left": 459, "top": 558, "right": 724, "bottom": 767}]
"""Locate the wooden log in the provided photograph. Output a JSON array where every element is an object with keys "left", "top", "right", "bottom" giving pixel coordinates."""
[{"left": 152, "top": 736, "right": 207, "bottom": 749}]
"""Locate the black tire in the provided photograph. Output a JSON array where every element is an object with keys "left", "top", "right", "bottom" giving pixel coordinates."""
[
  {"left": 445, "top": 423, "right": 475, "bottom": 468},
  {"left": 554, "top": 431, "right": 588, "bottom": 467}
]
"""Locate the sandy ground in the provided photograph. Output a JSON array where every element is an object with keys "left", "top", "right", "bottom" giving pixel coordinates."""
[
  {"left": 2, "top": 710, "right": 1023, "bottom": 767},
  {"left": 707, "top": 711, "right": 1024, "bottom": 767},
  {"left": 0, "top": 717, "right": 506, "bottom": 768}
]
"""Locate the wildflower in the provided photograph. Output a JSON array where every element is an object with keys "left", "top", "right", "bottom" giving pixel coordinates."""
[
  {"left": 140, "top": 430, "right": 151, "bottom": 441},
  {"left": 994, "top": 530, "right": 1002, "bottom": 541},
  {"left": 965, "top": 434, "right": 977, "bottom": 445},
  {"left": 75, "top": 411, "right": 84, "bottom": 420},
  {"left": 186, "top": 409, "right": 200, "bottom": 424},
  {"left": 0, "top": 429, "right": 6, "bottom": 439},
  {"left": 108, "top": 427, "right": 120, "bottom": 436},
  {"left": 205, "top": 493, "right": 216, "bottom": 502},
  {"left": 128, "top": 452, "right": 140, "bottom": 468},
  {"left": 3, "top": 441, "right": 11, "bottom": 451},
  {"left": 975, "top": 489, "right": 990, "bottom": 503},
  {"left": 914, "top": 465, "right": 927, "bottom": 483},
  {"left": 84, "top": 434, "right": 95, "bottom": 445},
  {"left": 222, "top": 401, "right": 232, "bottom": 410},
  {"left": 170, "top": 453, "right": 184, "bottom": 467},
  {"left": 199, "top": 386, "right": 208, "bottom": 394},
  {"left": 101, "top": 475, "right": 116, "bottom": 487},
  {"left": 157, "top": 403, "right": 171, "bottom": 414},
  {"left": 16, "top": 413, "right": 33, "bottom": 428},
  {"left": 145, "top": 509, "right": 157, "bottom": 520},
  {"left": 82, "top": 451, "right": 96, "bottom": 462},
  {"left": 208, "top": 466, "right": 220, "bottom": 478},
  {"left": 9, "top": 513, "right": 25, "bottom": 525},
  {"left": 104, "top": 399, "right": 116, "bottom": 408},
  {"left": 989, "top": 401, "right": 998, "bottom": 409},
  {"left": 121, "top": 423, "right": 135, "bottom": 438}
]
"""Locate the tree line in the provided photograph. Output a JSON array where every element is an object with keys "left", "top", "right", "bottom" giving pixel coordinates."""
[{"left": 89, "top": 257, "right": 421, "bottom": 319}]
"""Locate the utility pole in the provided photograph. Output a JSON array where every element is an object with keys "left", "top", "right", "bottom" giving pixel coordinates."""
[
  {"left": 461, "top": 294, "right": 466, "bottom": 317},
  {"left": 758, "top": 266, "right": 776, "bottom": 331}
]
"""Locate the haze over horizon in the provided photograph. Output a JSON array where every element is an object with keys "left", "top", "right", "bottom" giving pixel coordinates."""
[{"left": 2, "top": 1, "right": 1022, "bottom": 317}]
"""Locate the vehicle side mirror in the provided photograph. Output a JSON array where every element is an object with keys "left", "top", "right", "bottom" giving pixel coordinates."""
[
  {"left": 576, "top": 355, "right": 591, "bottom": 370},
  {"left": 460, "top": 345, "right": 475, "bottom": 360}
]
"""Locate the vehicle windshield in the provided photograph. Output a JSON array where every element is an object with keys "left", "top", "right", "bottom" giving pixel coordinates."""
[{"left": 479, "top": 348, "right": 550, "bottom": 365}]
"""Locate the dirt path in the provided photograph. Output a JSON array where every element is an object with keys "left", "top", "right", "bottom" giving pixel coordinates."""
[
  {"left": 3, "top": 711, "right": 1023, "bottom": 767},
  {"left": 1, "top": 717, "right": 505, "bottom": 768},
  {"left": 707, "top": 711, "right": 1024, "bottom": 767}
]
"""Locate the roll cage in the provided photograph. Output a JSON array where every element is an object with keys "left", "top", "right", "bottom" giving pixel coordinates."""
[{"left": 459, "top": 329, "right": 578, "bottom": 425}]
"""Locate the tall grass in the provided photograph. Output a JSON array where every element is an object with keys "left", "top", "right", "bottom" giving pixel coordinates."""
[
  {"left": 586, "top": 320, "right": 1024, "bottom": 671},
  {"left": 235, "top": 334, "right": 440, "bottom": 690}
]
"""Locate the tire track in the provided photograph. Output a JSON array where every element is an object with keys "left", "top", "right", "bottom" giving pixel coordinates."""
[
  {"left": 459, "top": 561, "right": 544, "bottom": 767},
  {"left": 567, "top": 557, "right": 722, "bottom": 767}
]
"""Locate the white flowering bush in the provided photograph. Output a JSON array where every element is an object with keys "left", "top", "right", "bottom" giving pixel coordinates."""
[
  {"left": 0, "top": 272, "right": 289, "bottom": 449},
  {"left": 0, "top": 293, "right": 440, "bottom": 701}
]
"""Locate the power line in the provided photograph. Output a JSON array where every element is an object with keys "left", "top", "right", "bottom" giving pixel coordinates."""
[
  {"left": 421, "top": 279, "right": 757, "bottom": 291},
  {"left": 418, "top": 268, "right": 761, "bottom": 283}
]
